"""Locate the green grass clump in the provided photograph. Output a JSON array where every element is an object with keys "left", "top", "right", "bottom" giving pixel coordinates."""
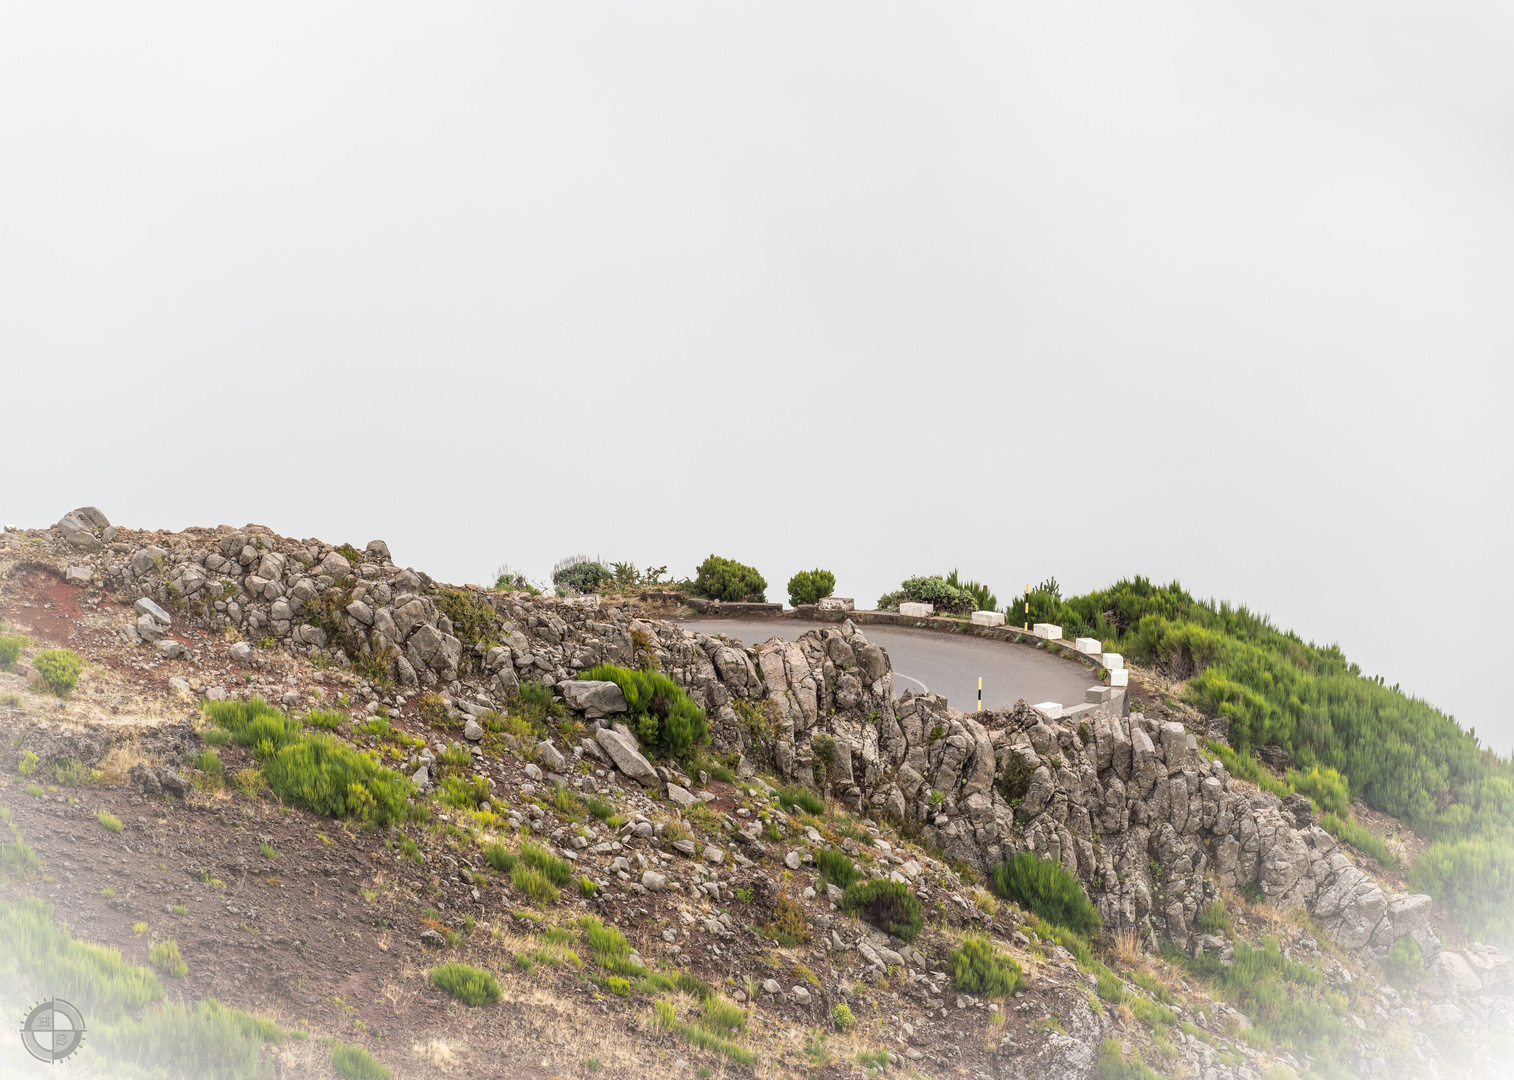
[
  {"left": 581, "top": 915, "right": 644, "bottom": 976},
  {"left": 33, "top": 648, "right": 83, "bottom": 695},
  {"left": 258, "top": 840, "right": 279, "bottom": 859},
  {"left": 17, "top": 750, "right": 38, "bottom": 776},
  {"left": 551, "top": 784, "right": 582, "bottom": 818},
  {"left": 98, "top": 810, "right": 124, "bottom": 832},
  {"left": 91, "top": 998, "right": 285, "bottom": 1080},
  {"left": 776, "top": 786, "right": 826, "bottom": 815},
  {"left": 1, "top": 835, "right": 41, "bottom": 881},
  {"left": 950, "top": 934, "right": 1023, "bottom": 997},
  {"left": 483, "top": 842, "right": 518, "bottom": 873},
  {"left": 303, "top": 708, "right": 347, "bottom": 730},
  {"left": 816, "top": 847, "right": 861, "bottom": 890},
  {"left": 583, "top": 794, "right": 616, "bottom": 820},
  {"left": 1096, "top": 970, "right": 1126, "bottom": 1003},
  {"left": 1287, "top": 765, "right": 1350, "bottom": 816},
  {"left": 992, "top": 853, "right": 1102, "bottom": 935},
  {"left": 1384, "top": 935, "right": 1424, "bottom": 989},
  {"left": 331, "top": 1042, "right": 390, "bottom": 1079},
  {"left": 512, "top": 864, "right": 560, "bottom": 906},
  {"left": 1321, "top": 811, "right": 1399, "bottom": 867},
  {"left": 840, "top": 879, "right": 924, "bottom": 942},
  {"left": 520, "top": 840, "right": 572, "bottom": 886},
  {"left": 438, "top": 742, "right": 472, "bottom": 767},
  {"left": 1196, "top": 898, "right": 1231, "bottom": 935},
  {"left": 149, "top": 939, "right": 188, "bottom": 978},
  {"left": 0, "top": 634, "right": 28, "bottom": 670},
  {"left": 430, "top": 962, "right": 501, "bottom": 1006},
  {"left": 578, "top": 664, "right": 709, "bottom": 759},
  {"left": 579, "top": 875, "right": 598, "bottom": 898},
  {"left": 1093, "top": 1038, "right": 1161, "bottom": 1080},
  {"left": 195, "top": 749, "right": 224, "bottom": 778}
]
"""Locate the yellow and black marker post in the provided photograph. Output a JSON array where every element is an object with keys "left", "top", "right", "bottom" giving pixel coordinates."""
[
  {"left": 1023, "top": 584, "right": 1030, "bottom": 631},
  {"left": 978, "top": 677, "right": 982, "bottom": 712}
]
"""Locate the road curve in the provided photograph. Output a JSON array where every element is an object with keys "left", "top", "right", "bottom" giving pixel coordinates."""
[{"left": 676, "top": 618, "right": 1099, "bottom": 715}]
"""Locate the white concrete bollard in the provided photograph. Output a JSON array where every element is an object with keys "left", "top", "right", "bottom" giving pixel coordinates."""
[
  {"left": 1102, "top": 652, "right": 1124, "bottom": 671},
  {"left": 899, "top": 602, "right": 934, "bottom": 618},
  {"left": 1033, "top": 702, "right": 1064, "bottom": 720},
  {"left": 971, "top": 611, "right": 1006, "bottom": 627},
  {"left": 1075, "top": 637, "right": 1102, "bottom": 655},
  {"left": 1110, "top": 668, "right": 1129, "bottom": 687},
  {"left": 1032, "top": 623, "right": 1062, "bottom": 640}
]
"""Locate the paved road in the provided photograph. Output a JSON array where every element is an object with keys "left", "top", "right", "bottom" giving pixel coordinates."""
[{"left": 676, "top": 619, "right": 1099, "bottom": 714}]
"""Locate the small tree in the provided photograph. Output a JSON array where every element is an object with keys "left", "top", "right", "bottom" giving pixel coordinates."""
[
  {"left": 694, "top": 555, "right": 766, "bottom": 602},
  {"left": 787, "top": 569, "right": 836, "bottom": 607},
  {"left": 33, "top": 649, "right": 82, "bottom": 696}
]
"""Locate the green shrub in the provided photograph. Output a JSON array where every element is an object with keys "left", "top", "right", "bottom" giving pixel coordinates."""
[
  {"left": 98, "top": 810, "right": 124, "bottom": 833},
  {"left": 331, "top": 1043, "right": 390, "bottom": 1080},
  {"left": 520, "top": 840, "right": 572, "bottom": 886},
  {"left": 1409, "top": 837, "right": 1514, "bottom": 941},
  {"left": 776, "top": 786, "right": 825, "bottom": 815},
  {"left": 581, "top": 915, "right": 644, "bottom": 976},
  {"left": 816, "top": 848, "right": 861, "bottom": 890},
  {"left": 1287, "top": 766, "right": 1350, "bottom": 817},
  {"left": 1096, "top": 970, "right": 1125, "bottom": 1003},
  {"left": 196, "top": 749, "right": 224, "bottom": 779},
  {"left": 1093, "top": 1038, "right": 1161, "bottom": 1080},
  {"left": 33, "top": 649, "right": 82, "bottom": 695},
  {"left": 1320, "top": 811, "right": 1399, "bottom": 868},
  {"left": 840, "top": 879, "right": 924, "bottom": 942},
  {"left": 992, "top": 853, "right": 1102, "bottom": 936},
  {"left": 1196, "top": 898, "right": 1231, "bottom": 935},
  {"left": 512, "top": 864, "right": 560, "bottom": 906},
  {"left": 91, "top": 998, "right": 284, "bottom": 1080},
  {"left": 0, "top": 835, "right": 41, "bottom": 881},
  {"left": 203, "top": 698, "right": 304, "bottom": 756},
  {"left": 52, "top": 759, "right": 98, "bottom": 786},
  {"left": 831, "top": 1003, "right": 856, "bottom": 1031},
  {"left": 483, "top": 843, "right": 518, "bottom": 874},
  {"left": 578, "top": 664, "right": 708, "bottom": 759},
  {"left": 303, "top": 708, "right": 347, "bottom": 730},
  {"left": 584, "top": 794, "right": 616, "bottom": 820},
  {"left": 1384, "top": 935, "right": 1424, "bottom": 989},
  {"left": 430, "top": 962, "right": 501, "bottom": 1006},
  {"left": 553, "top": 556, "right": 613, "bottom": 595},
  {"left": 579, "top": 875, "right": 598, "bottom": 898},
  {"left": 17, "top": 750, "right": 38, "bottom": 776},
  {"left": 693, "top": 555, "right": 767, "bottom": 603},
  {"left": 787, "top": 569, "right": 836, "bottom": 607},
  {"left": 149, "top": 939, "right": 188, "bottom": 978},
  {"left": 877, "top": 575, "right": 974, "bottom": 616},
  {"left": 949, "top": 934, "right": 1022, "bottom": 997},
  {"left": 0, "top": 634, "right": 28, "bottom": 671}
]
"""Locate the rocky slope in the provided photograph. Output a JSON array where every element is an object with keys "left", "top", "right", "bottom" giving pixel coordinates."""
[{"left": 0, "top": 508, "right": 1510, "bottom": 1079}]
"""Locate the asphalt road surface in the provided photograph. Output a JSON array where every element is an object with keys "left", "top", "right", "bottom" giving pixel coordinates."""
[{"left": 676, "top": 619, "right": 1098, "bottom": 714}]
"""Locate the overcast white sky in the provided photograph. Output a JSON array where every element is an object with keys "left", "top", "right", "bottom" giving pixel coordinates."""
[{"left": 2, "top": 3, "right": 1510, "bottom": 751}]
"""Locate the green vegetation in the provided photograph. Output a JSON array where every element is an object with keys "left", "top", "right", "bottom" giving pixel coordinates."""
[
  {"left": 0, "top": 633, "right": 27, "bottom": 670},
  {"left": 840, "top": 879, "right": 924, "bottom": 942},
  {"left": 776, "top": 785, "right": 826, "bottom": 815},
  {"left": 17, "top": 750, "right": 38, "bottom": 776},
  {"left": 1093, "top": 1037, "right": 1161, "bottom": 1080},
  {"left": 53, "top": 758, "right": 99, "bottom": 786},
  {"left": 149, "top": 939, "right": 188, "bottom": 978},
  {"left": 33, "top": 648, "right": 82, "bottom": 695},
  {"left": 693, "top": 554, "right": 767, "bottom": 603},
  {"left": 950, "top": 934, "right": 1023, "bottom": 997},
  {"left": 98, "top": 810, "right": 124, "bottom": 832},
  {"left": 1, "top": 834, "right": 40, "bottom": 881},
  {"left": 816, "top": 848, "right": 862, "bottom": 890},
  {"left": 1384, "top": 935, "right": 1425, "bottom": 989},
  {"left": 992, "top": 853, "right": 1102, "bottom": 935},
  {"left": 331, "top": 1042, "right": 391, "bottom": 1079},
  {"left": 553, "top": 555, "right": 613, "bottom": 595},
  {"left": 831, "top": 1002, "right": 856, "bottom": 1031},
  {"left": 651, "top": 995, "right": 754, "bottom": 1066},
  {"left": 1196, "top": 898, "right": 1231, "bottom": 936},
  {"left": 1287, "top": 765, "right": 1350, "bottom": 816},
  {"left": 1320, "top": 811, "right": 1398, "bottom": 867},
  {"left": 203, "top": 698, "right": 413, "bottom": 826},
  {"left": 258, "top": 840, "right": 279, "bottom": 859},
  {"left": 430, "top": 962, "right": 501, "bottom": 1006},
  {"left": 1027, "top": 575, "right": 1514, "bottom": 943},
  {"left": 877, "top": 574, "right": 976, "bottom": 616},
  {"left": 483, "top": 842, "right": 518, "bottom": 873},
  {"left": 578, "top": 664, "right": 708, "bottom": 759},
  {"left": 303, "top": 707, "right": 347, "bottom": 730},
  {"left": 786, "top": 569, "right": 836, "bottom": 607}
]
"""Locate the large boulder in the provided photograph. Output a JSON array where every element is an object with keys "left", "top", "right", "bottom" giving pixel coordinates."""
[
  {"left": 561, "top": 680, "right": 628, "bottom": 718},
  {"left": 595, "top": 727, "right": 659, "bottom": 787}
]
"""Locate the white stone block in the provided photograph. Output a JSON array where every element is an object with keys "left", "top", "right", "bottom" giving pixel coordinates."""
[
  {"left": 1075, "top": 637, "right": 1102, "bottom": 655},
  {"left": 1110, "top": 668, "right": 1129, "bottom": 687},
  {"left": 818, "top": 597, "right": 855, "bottom": 612},
  {"left": 971, "top": 610, "right": 1005, "bottom": 627},
  {"left": 1033, "top": 702, "right": 1063, "bottom": 720},
  {"left": 1102, "top": 652, "right": 1124, "bottom": 671},
  {"left": 1032, "top": 623, "right": 1062, "bottom": 640},
  {"left": 899, "top": 602, "right": 934, "bottom": 618}
]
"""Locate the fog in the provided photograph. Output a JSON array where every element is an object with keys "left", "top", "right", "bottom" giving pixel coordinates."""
[{"left": 2, "top": 3, "right": 1510, "bottom": 749}]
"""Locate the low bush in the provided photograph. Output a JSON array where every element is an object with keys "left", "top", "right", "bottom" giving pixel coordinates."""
[
  {"left": 430, "top": 962, "right": 501, "bottom": 1006},
  {"left": 831, "top": 1002, "right": 856, "bottom": 1031},
  {"left": 840, "top": 879, "right": 924, "bottom": 942},
  {"left": 33, "top": 648, "right": 82, "bottom": 695},
  {"left": 1383, "top": 934, "right": 1425, "bottom": 989},
  {"left": 578, "top": 664, "right": 708, "bottom": 759},
  {"left": 1287, "top": 765, "right": 1350, "bottom": 817},
  {"left": 1195, "top": 898, "right": 1231, "bottom": 935},
  {"left": 98, "top": 810, "right": 124, "bottom": 833},
  {"left": 553, "top": 556, "right": 613, "bottom": 595},
  {"left": 17, "top": 750, "right": 38, "bottom": 776},
  {"left": 816, "top": 848, "right": 861, "bottom": 890},
  {"left": 581, "top": 915, "right": 643, "bottom": 976},
  {"left": 149, "top": 939, "right": 188, "bottom": 978},
  {"left": 331, "top": 1043, "right": 390, "bottom": 1080},
  {"left": 693, "top": 555, "right": 767, "bottom": 603},
  {"left": 992, "top": 853, "right": 1102, "bottom": 936},
  {"left": 1, "top": 835, "right": 40, "bottom": 881},
  {"left": 787, "top": 569, "right": 836, "bottom": 607},
  {"left": 1321, "top": 811, "right": 1399, "bottom": 868},
  {"left": 950, "top": 934, "right": 1022, "bottom": 997},
  {"left": 304, "top": 708, "right": 347, "bottom": 730},
  {"left": 1093, "top": 1038, "right": 1161, "bottom": 1080},
  {"left": 520, "top": 840, "right": 572, "bottom": 886},
  {"left": 0, "top": 634, "right": 27, "bottom": 670},
  {"left": 776, "top": 785, "right": 825, "bottom": 815},
  {"left": 483, "top": 843, "right": 518, "bottom": 874},
  {"left": 512, "top": 864, "right": 560, "bottom": 906},
  {"left": 876, "top": 574, "right": 979, "bottom": 616},
  {"left": 53, "top": 758, "right": 98, "bottom": 786}
]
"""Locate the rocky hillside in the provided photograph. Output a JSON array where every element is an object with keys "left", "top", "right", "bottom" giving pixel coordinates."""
[{"left": 0, "top": 508, "right": 1509, "bottom": 1080}]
